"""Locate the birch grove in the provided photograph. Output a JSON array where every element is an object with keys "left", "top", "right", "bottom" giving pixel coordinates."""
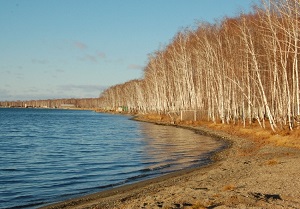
[{"left": 98, "top": 0, "right": 300, "bottom": 131}]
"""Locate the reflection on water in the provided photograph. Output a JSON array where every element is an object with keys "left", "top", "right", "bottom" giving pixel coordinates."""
[
  {"left": 0, "top": 108, "right": 226, "bottom": 209},
  {"left": 137, "top": 123, "right": 224, "bottom": 173}
]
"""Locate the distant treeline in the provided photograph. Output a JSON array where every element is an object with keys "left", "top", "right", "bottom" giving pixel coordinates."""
[
  {"left": 0, "top": 98, "right": 104, "bottom": 109},
  {"left": 98, "top": 0, "right": 300, "bottom": 131}
]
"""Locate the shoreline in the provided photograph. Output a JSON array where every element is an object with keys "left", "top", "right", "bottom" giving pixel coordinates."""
[{"left": 40, "top": 117, "right": 300, "bottom": 209}]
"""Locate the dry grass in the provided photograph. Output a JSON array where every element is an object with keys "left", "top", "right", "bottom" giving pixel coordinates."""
[
  {"left": 192, "top": 200, "right": 213, "bottom": 209},
  {"left": 137, "top": 113, "right": 300, "bottom": 149},
  {"left": 139, "top": 113, "right": 163, "bottom": 121},
  {"left": 268, "top": 129, "right": 300, "bottom": 149},
  {"left": 222, "top": 184, "right": 236, "bottom": 191},
  {"left": 265, "top": 159, "right": 279, "bottom": 166},
  {"left": 192, "top": 120, "right": 300, "bottom": 149}
]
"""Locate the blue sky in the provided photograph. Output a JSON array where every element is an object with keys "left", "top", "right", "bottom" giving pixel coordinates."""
[{"left": 0, "top": 0, "right": 258, "bottom": 101}]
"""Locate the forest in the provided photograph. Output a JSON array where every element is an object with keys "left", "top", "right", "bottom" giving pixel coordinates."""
[
  {"left": 0, "top": 98, "right": 103, "bottom": 109},
  {"left": 99, "top": 0, "right": 300, "bottom": 131},
  {"left": 1, "top": 0, "right": 300, "bottom": 132}
]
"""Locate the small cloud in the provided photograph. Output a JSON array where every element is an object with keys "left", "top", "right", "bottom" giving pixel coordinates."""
[
  {"left": 59, "top": 84, "right": 106, "bottom": 92},
  {"left": 105, "top": 58, "right": 123, "bottom": 65},
  {"left": 74, "top": 41, "right": 87, "bottom": 50},
  {"left": 32, "top": 59, "right": 48, "bottom": 64},
  {"left": 127, "top": 64, "right": 144, "bottom": 70},
  {"left": 57, "top": 84, "right": 107, "bottom": 98},
  {"left": 4, "top": 70, "right": 11, "bottom": 74},
  {"left": 56, "top": 69, "right": 65, "bottom": 73},
  {"left": 47, "top": 69, "right": 64, "bottom": 78},
  {"left": 16, "top": 72, "right": 24, "bottom": 80},
  {"left": 27, "top": 87, "right": 42, "bottom": 93},
  {"left": 80, "top": 54, "right": 98, "bottom": 63},
  {"left": 97, "top": 52, "right": 106, "bottom": 59},
  {"left": 79, "top": 52, "right": 107, "bottom": 63},
  {"left": 0, "top": 89, "right": 11, "bottom": 100}
]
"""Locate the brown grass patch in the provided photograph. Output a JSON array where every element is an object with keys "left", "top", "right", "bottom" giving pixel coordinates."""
[
  {"left": 136, "top": 113, "right": 300, "bottom": 149},
  {"left": 191, "top": 202, "right": 206, "bottom": 209},
  {"left": 268, "top": 129, "right": 300, "bottom": 149},
  {"left": 264, "top": 159, "right": 279, "bottom": 166},
  {"left": 222, "top": 184, "right": 236, "bottom": 191},
  {"left": 195, "top": 120, "right": 300, "bottom": 149},
  {"left": 192, "top": 200, "right": 214, "bottom": 209}
]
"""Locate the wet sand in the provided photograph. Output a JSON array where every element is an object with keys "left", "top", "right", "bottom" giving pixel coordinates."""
[{"left": 40, "top": 122, "right": 300, "bottom": 209}]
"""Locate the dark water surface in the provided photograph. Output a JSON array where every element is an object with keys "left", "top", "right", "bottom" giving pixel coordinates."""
[{"left": 0, "top": 108, "right": 224, "bottom": 208}]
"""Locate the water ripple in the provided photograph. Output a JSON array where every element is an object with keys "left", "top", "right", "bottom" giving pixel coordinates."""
[{"left": 0, "top": 108, "right": 224, "bottom": 209}]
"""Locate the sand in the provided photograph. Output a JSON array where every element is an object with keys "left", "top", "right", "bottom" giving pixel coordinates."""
[{"left": 40, "top": 122, "right": 300, "bottom": 209}]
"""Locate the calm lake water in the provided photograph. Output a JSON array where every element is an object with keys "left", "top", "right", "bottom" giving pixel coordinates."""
[{"left": 0, "top": 108, "right": 224, "bottom": 209}]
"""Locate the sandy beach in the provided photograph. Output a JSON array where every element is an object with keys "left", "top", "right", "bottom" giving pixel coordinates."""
[{"left": 41, "top": 120, "right": 300, "bottom": 209}]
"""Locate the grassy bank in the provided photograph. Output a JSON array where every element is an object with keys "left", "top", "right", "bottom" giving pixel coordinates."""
[{"left": 134, "top": 113, "right": 300, "bottom": 149}]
